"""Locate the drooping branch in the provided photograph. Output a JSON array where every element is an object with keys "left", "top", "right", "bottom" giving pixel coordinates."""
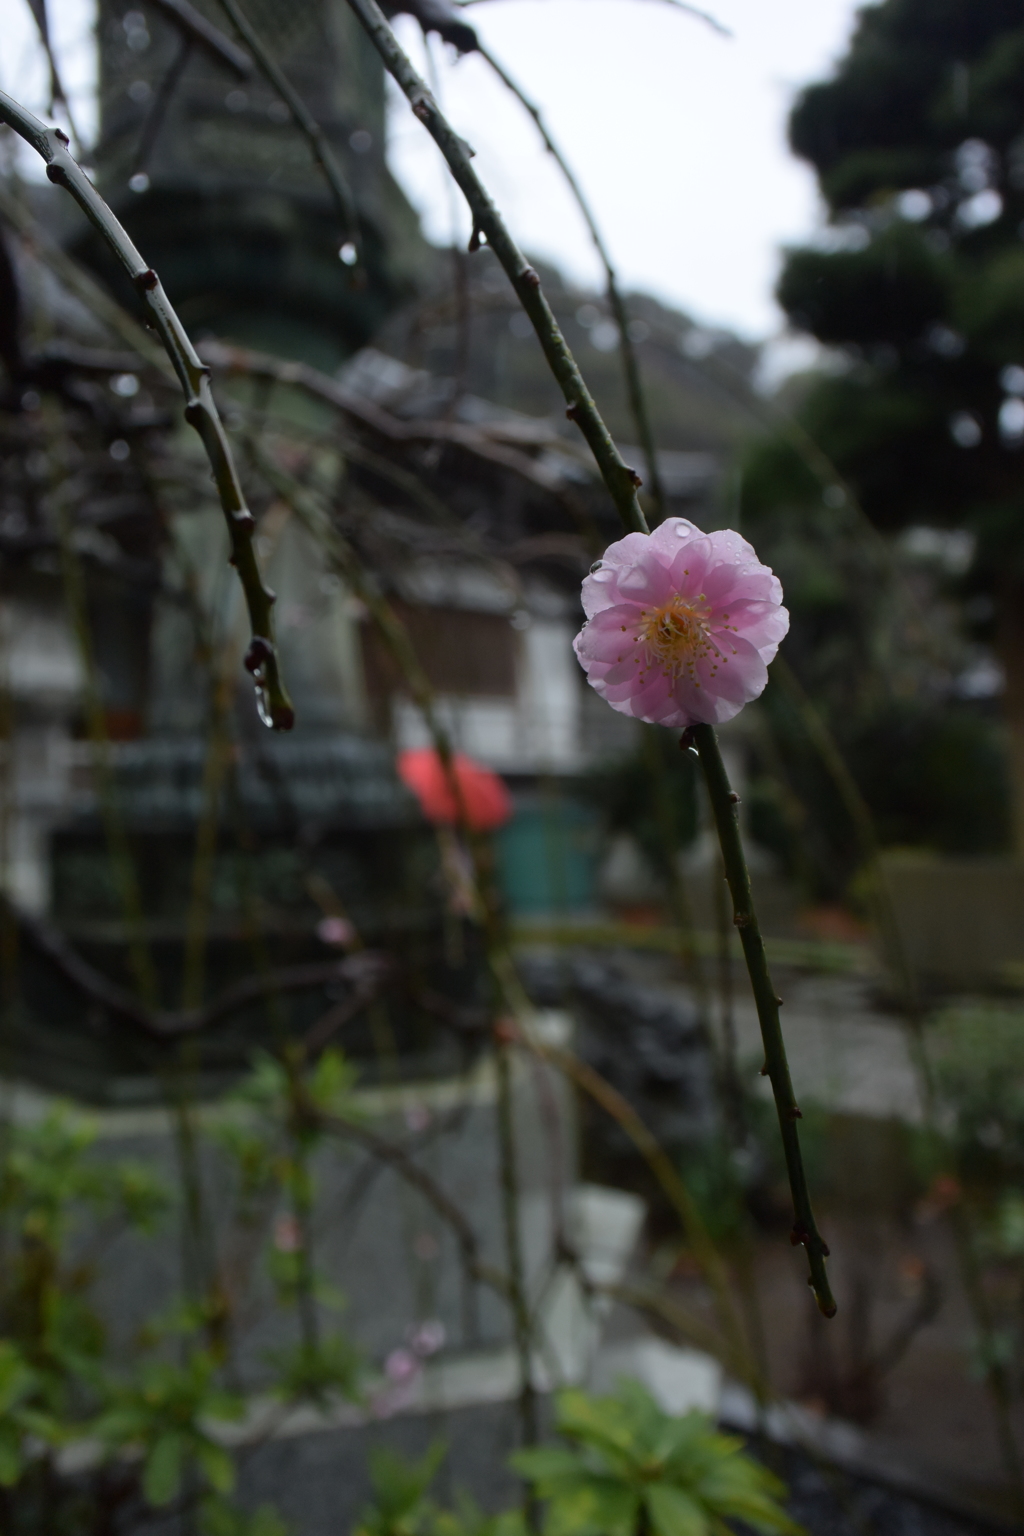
[
  {"left": 199, "top": 338, "right": 586, "bottom": 501},
  {"left": 131, "top": 32, "right": 193, "bottom": 182},
  {"left": 512, "top": 1022, "right": 752, "bottom": 1360},
  {"left": 690, "top": 722, "right": 835, "bottom": 1316},
  {"left": 340, "top": 0, "right": 648, "bottom": 537},
  {"left": 7, "top": 894, "right": 385, "bottom": 1038},
  {"left": 242, "top": 434, "right": 452, "bottom": 745},
  {"left": 319, "top": 1110, "right": 510, "bottom": 1301},
  {"left": 341, "top": 0, "right": 835, "bottom": 1321},
  {"left": 0, "top": 180, "right": 173, "bottom": 377},
  {"left": 213, "top": 0, "right": 360, "bottom": 248},
  {"left": 477, "top": 44, "right": 666, "bottom": 521},
  {"left": 147, "top": 0, "right": 254, "bottom": 76},
  {"left": 0, "top": 89, "right": 294, "bottom": 730},
  {"left": 22, "top": 0, "right": 84, "bottom": 154}
]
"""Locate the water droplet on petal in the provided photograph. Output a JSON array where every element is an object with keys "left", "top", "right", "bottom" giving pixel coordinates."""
[{"left": 590, "top": 560, "right": 604, "bottom": 573}]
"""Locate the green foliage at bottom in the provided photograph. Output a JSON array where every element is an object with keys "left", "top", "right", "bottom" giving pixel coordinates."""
[
  {"left": 355, "top": 1381, "right": 797, "bottom": 1536},
  {"left": 513, "top": 1382, "right": 800, "bottom": 1536}
]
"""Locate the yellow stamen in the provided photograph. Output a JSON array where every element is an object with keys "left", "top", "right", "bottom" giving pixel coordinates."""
[{"left": 639, "top": 594, "right": 718, "bottom": 680}]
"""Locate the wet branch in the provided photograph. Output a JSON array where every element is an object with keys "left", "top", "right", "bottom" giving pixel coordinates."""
[
  {"left": 691, "top": 722, "right": 835, "bottom": 1317},
  {"left": 7, "top": 895, "right": 384, "bottom": 1038},
  {"left": 478, "top": 44, "right": 666, "bottom": 521},
  {"left": 213, "top": 0, "right": 360, "bottom": 246},
  {"left": 0, "top": 88, "right": 294, "bottom": 730},
  {"left": 340, "top": 0, "right": 648, "bottom": 537},
  {"left": 319, "top": 1110, "right": 510, "bottom": 1302},
  {"left": 200, "top": 338, "right": 585, "bottom": 501},
  {"left": 148, "top": 0, "right": 254, "bottom": 76}
]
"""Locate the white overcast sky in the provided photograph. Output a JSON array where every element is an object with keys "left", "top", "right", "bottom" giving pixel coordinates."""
[{"left": 2, "top": 0, "right": 864, "bottom": 341}]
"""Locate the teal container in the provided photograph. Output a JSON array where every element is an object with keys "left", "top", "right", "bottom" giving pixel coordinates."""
[{"left": 495, "top": 792, "right": 601, "bottom": 916}]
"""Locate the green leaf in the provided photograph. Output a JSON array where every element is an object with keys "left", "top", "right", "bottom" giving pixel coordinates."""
[
  {"left": 655, "top": 1411, "right": 716, "bottom": 1475},
  {"left": 0, "top": 1427, "right": 24, "bottom": 1487},
  {"left": 690, "top": 1449, "right": 802, "bottom": 1536},
  {"left": 196, "top": 1437, "right": 237, "bottom": 1495},
  {"left": 356, "top": 1440, "right": 446, "bottom": 1536},
  {"left": 543, "top": 1475, "right": 639, "bottom": 1536},
  {"left": 143, "top": 1431, "right": 185, "bottom": 1506},
  {"left": 430, "top": 1496, "right": 528, "bottom": 1536},
  {"left": 509, "top": 1446, "right": 583, "bottom": 1487},
  {"left": 309, "top": 1048, "right": 359, "bottom": 1116},
  {"left": 265, "top": 1331, "right": 362, "bottom": 1404},
  {"left": 554, "top": 1389, "right": 641, "bottom": 1474},
  {"left": 0, "top": 1341, "right": 35, "bottom": 1413},
  {"left": 200, "top": 1494, "right": 289, "bottom": 1536},
  {"left": 643, "top": 1484, "right": 709, "bottom": 1536},
  {"left": 490, "top": 1513, "right": 529, "bottom": 1536}
]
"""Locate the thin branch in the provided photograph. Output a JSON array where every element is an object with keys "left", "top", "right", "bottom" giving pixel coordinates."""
[
  {"left": 214, "top": 0, "right": 359, "bottom": 247},
  {"left": 691, "top": 722, "right": 835, "bottom": 1317},
  {"left": 199, "top": 338, "right": 584, "bottom": 501},
  {"left": 22, "top": 0, "right": 84, "bottom": 155},
  {"left": 601, "top": 1282, "right": 752, "bottom": 1382},
  {"left": 5, "top": 894, "right": 384, "bottom": 1038},
  {"left": 52, "top": 466, "right": 159, "bottom": 1007},
  {"left": 0, "top": 89, "right": 294, "bottom": 729},
  {"left": 147, "top": 0, "right": 254, "bottom": 77},
  {"left": 341, "top": 0, "right": 648, "bottom": 536},
  {"left": 0, "top": 180, "right": 172, "bottom": 377},
  {"left": 478, "top": 43, "right": 666, "bottom": 520},
  {"left": 514, "top": 1025, "right": 754, "bottom": 1373},
  {"left": 319, "top": 1110, "right": 511, "bottom": 1300},
  {"left": 495, "top": 1038, "right": 539, "bottom": 1447},
  {"left": 131, "top": 33, "right": 192, "bottom": 181}
]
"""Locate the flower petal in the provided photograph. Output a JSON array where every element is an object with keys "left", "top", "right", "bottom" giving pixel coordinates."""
[{"left": 574, "top": 521, "right": 786, "bottom": 729}]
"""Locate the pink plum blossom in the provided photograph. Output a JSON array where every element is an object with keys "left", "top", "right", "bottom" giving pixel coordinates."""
[
  {"left": 573, "top": 518, "right": 789, "bottom": 729},
  {"left": 316, "top": 915, "right": 356, "bottom": 948},
  {"left": 384, "top": 1347, "right": 419, "bottom": 1384}
]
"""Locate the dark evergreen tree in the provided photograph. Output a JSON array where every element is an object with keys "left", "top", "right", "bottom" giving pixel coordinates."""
[{"left": 746, "top": 0, "right": 1024, "bottom": 846}]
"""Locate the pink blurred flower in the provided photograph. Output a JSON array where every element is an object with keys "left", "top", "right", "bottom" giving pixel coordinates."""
[
  {"left": 573, "top": 518, "right": 789, "bottom": 728},
  {"left": 316, "top": 915, "right": 356, "bottom": 948},
  {"left": 408, "top": 1318, "right": 446, "bottom": 1356},
  {"left": 384, "top": 1347, "right": 420, "bottom": 1384},
  {"left": 371, "top": 1347, "right": 422, "bottom": 1418}
]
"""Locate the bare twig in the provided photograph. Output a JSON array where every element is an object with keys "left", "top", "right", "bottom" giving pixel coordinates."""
[
  {"left": 692, "top": 722, "right": 835, "bottom": 1316},
  {"left": 148, "top": 0, "right": 253, "bottom": 77},
  {"left": 0, "top": 90, "right": 294, "bottom": 729},
  {"left": 0, "top": 180, "right": 172, "bottom": 377},
  {"left": 131, "top": 33, "right": 192, "bottom": 182},
  {"left": 340, "top": 0, "right": 648, "bottom": 536},
  {"left": 199, "top": 338, "right": 585, "bottom": 500},
  {"left": 516, "top": 1027, "right": 753, "bottom": 1368},
  {"left": 22, "top": 0, "right": 84, "bottom": 154},
  {"left": 495, "top": 1038, "right": 539, "bottom": 1448},
  {"left": 478, "top": 43, "right": 666, "bottom": 520},
  {"left": 5, "top": 894, "right": 383, "bottom": 1038},
  {"left": 213, "top": 0, "right": 359, "bottom": 248},
  {"left": 320, "top": 1109, "right": 510, "bottom": 1300}
]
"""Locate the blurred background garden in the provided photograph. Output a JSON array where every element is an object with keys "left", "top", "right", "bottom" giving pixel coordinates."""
[{"left": 2, "top": 0, "right": 1024, "bottom": 1531}]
